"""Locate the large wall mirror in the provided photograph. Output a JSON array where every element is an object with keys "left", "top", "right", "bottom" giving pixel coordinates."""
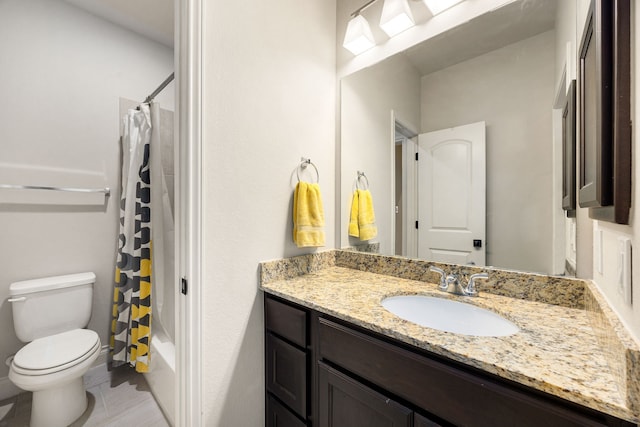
[{"left": 340, "top": 0, "right": 578, "bottom": 275}]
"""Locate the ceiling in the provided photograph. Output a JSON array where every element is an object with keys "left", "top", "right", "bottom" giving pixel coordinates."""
[
  {"left": 64, "top": 0, "right": 174, "bottom": 48},
  {"left": 403, "top": 0, "right": 557, "bottom": 76}
]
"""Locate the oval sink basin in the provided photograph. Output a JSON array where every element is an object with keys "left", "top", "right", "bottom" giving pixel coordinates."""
[{"left": 381, "top": 295, "right": 519, "bottom": 337}]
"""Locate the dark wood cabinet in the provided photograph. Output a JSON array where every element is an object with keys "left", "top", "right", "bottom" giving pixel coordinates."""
[
  {"left": 266, "top": 297, "right": 308, "bottom": 347},
  {"left": 577, "top": 0, "right": 631, "bottom": 224},
  {"left": 317, "top": 317, "right": 620, "bottom": 427},
  {"left": 563, "top": 79, "right": 577, "bottom": 216},
  {"left": 414, "top": 414, "right": 443, "bottom": 427},
  {"left": 265, "top": 296, "right": 310, "bottom": 425},
  {"left": 268, "top": 395, "right": 307, "bottom": 427},
  {"left": 266, "top": 333, "right": 307, "bottom": 417},
  {"left": 264, "top": 294, "right": 636, "bottom": 427},
  {"left": 318, "top": 362, "right": 413, "bottom": 427}
]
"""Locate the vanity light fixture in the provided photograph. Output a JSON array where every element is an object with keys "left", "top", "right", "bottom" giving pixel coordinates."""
[
  {"left": 380, "top": 0, "right": 415, "bottom": 37},
  {"left": 343, "top": 0, "right": 378, "bottom": 55},
  {"left": 422, "top": 0, "right": 464, "bottom": 16},
  {"left": 343, "top": 14, "right": 376, "bottom": 55}
]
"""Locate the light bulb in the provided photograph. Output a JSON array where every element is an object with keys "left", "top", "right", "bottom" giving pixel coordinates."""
[
  {"left": 380, "top": 0, "right": 415, "bottom": 37},
  {"left": 343, "top": 14, "right": 376, "bottom": 55},
  {"left": 422, "top": 0, "right": 464, "bottom": 16}
]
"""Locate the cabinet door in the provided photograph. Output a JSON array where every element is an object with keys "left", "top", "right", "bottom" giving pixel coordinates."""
[
  {"left": 266, "top": 333, "right": 307, "bottom": 418},
  {"left": 414, "top": 414, "right": 443, "bottom": 427},
  {"left": 267, "top": 395, "right": 307, "bottom": 427},
  {"left": 318, "top": 362, "right": 412, "bottom": 427}
]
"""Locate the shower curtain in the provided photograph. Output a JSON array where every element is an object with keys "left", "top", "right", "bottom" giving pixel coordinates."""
[{"left": 110, "top": 103, "right": 155, "bottom": 373}]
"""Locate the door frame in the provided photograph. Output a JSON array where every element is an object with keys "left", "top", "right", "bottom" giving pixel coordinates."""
[
  {"left": 390, "top": 111, "right": 418, "bottom": 258},
  {"left": 176, "top": 0, "right": 203, "bottom": 425}
]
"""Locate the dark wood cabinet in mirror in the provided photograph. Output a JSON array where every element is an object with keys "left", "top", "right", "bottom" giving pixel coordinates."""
[
  {"left": 563, "top": 79, "right": 576, "bottom": 217},
  {"left": 578, "top": 0, "right": 631, "bottom": 224}
]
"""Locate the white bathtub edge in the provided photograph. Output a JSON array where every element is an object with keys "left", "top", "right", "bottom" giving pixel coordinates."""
[{"left": 144, "top": 335, "right": 176, "bottom": 426}]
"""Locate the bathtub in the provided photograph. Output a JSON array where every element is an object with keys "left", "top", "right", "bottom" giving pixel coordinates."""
[{"left": 144, "top": 326, "right": 175, "bottom": 425}]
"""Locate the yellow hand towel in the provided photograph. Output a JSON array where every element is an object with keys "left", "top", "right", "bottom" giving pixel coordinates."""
[
  {"left": 348, "top": 189, "right": 377, "bottom": 240},
  {"left": 348, "top": 190, "right": 360, "bottom": 237},
  {"left": 357, "top": 189, "right": 377, "bottom": 240},
  {"left": 293, "top": 181, "right": 325, "bottom": 248}
]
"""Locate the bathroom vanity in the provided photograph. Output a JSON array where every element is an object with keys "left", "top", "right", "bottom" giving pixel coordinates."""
[{"left": 260, "top": 251, "right": 640, "bottom": 427}]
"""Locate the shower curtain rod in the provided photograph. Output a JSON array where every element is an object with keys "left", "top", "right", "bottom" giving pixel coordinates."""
[{"left": 143, "top": 72, "right": 174, "bottom": 104}]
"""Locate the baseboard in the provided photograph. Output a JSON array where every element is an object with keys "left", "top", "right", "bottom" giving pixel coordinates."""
[{"left": 93, "top": 344, "right": 110, "bottom": 368}]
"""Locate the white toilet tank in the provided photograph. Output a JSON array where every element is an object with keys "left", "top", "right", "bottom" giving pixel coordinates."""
[{"left": 9, "top": 272, "right": 96, "bottom": 342}]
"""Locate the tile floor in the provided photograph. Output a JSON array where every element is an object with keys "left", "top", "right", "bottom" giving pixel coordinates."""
[{"left": 0, "top": 364, "right": 170, "bottom": 427}]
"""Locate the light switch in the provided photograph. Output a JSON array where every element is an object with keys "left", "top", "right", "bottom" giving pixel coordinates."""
[{"left": 617, "top": 237, "right": 632, "bottom": 305}]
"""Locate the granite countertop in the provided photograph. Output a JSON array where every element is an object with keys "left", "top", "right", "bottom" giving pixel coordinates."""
[{"left": 259, "top": 250, "right": 640, "bottom": 424}]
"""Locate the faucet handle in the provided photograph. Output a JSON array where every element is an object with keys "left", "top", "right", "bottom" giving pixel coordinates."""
[
  {"left": 429, "top": 266, "right": 447, "bottom": 290},
  {"left": 466, "top": 273, "right": 488, "bottom": 296}
]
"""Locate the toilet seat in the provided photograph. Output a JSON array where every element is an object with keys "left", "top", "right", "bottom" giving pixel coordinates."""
[{"left": 12, "top": 329, "right": 100, "bottom": 376}]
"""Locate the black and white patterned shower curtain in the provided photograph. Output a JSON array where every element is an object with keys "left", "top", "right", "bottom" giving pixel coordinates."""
[{"left": 110, "top": 104, "right": 153, "bottom": 373}]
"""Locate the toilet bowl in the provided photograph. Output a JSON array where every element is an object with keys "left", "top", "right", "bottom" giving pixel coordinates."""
[
  {"left": 9, "top": 329, "right": 101, "bottom": 427},
  {"left": 8, "top": 273, "right": 100, "bottom": 427}
]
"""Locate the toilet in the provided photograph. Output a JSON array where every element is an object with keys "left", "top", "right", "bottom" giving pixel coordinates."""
[{"left": 8, "top": 272, "right": 101, "bottom": 427}]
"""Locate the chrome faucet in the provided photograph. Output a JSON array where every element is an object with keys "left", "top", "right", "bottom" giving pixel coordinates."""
[
  {"left": 429, "top": 267, "right": 488, "bottom": 297},
  {"left": 466, "top": 272, "right": 489, "bottom": 296},
  {"left": 429, "top": 266, "right": 447, "bottom": 289}
]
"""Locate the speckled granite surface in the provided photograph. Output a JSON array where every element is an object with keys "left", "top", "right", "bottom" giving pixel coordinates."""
[
  {"left": 334, "top": 250, "right": 587, "bottom": 308},
  {"left": 343, "top": 242, "right": 380, "bottom": 253},
  {"left": 585, "top": 280, "right": 640, "bottom": 415},
  {"left": 260, "top": 250, "right": 640, "bottom": 423}
]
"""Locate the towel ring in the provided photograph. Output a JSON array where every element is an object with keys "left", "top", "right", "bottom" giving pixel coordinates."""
[
  {"left": 356, "top": 171, "right": 369, "bottom": 190},
  {"left": 297, "top": 158, "right": 320, "bottom": 183}
]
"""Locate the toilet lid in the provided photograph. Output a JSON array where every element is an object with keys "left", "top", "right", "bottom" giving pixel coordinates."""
[{"left": 13, "top": 329, "right": 100, "bottom": 372}]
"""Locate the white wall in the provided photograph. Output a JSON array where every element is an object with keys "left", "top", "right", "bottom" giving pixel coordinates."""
[
  {"left": 420, "top": 31, "right": 556, "bottom": 274},
  {"left": 555, "top": 0, "right": 577, "bottom": 88},
  {"left": 0, "top": 0, "right": 173, "bottom": 395},
  {"left": 340, "top": 55, "right": 421, "bottom": 254},
  {"left": 201, "top": 0, "right": 336, "bottom": 425}
]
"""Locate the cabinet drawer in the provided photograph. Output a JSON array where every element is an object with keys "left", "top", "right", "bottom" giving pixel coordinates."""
[
  {"left": 266, "top": 297, "right": 307, "bottom": 347},
  {"left": 318, "top": 362, "right": 412, "bottom": 427},
  {"left": 267, "top": 395, "right": 307, "bottom": 427},
  {"left": 318, "top": 317, "right": 611, "bottom": 427},
  {"left": 266, "top": 333, "right": 307, "bottom": 418}
]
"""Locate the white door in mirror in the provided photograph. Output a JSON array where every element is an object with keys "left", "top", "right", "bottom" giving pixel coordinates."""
[{"left": 417, "top": 122, "right": 486, "bottom": 266}]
